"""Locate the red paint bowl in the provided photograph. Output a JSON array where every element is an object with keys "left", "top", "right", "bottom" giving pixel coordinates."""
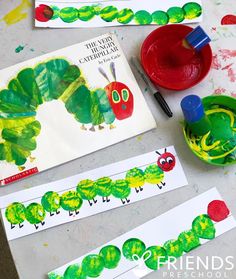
[{"left": 141, "top": 24, "right": 213, "bottom": 91}]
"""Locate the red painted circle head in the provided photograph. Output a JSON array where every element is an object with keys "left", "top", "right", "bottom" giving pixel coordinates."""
[
  {"left": 35, "top": 4, "right": 54, "bottom": 22},
  {"left": 157, "top": 149, "right": 176, "bottom": 172},
  {"left": 105, "top": 82, "right": 134, "bottom": 120},
  {"left": 207, "top": 200, "right": 230, "bottom": 222}
]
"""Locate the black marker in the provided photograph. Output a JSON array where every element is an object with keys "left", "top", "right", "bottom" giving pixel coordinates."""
[{"left": 131, "top": 57, "right": 173, "bottom": 118}]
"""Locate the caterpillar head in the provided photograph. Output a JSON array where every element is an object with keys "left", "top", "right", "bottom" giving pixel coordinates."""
[{"left": 156, "top": 148, "right": 176, "bottom": 172}]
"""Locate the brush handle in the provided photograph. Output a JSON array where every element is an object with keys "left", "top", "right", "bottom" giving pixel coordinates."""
[{"left": 153, "top": 92, "right": 173, "bottom": 118}]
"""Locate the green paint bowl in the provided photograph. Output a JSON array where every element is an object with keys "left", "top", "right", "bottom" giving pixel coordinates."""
[{"left": 183, "top": 95, "right": 236, "bottom": 166}]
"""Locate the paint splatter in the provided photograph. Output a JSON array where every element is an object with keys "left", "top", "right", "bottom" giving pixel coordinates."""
[
  {"left": 219, "top": 49, "right": 236, "bottom": 61},
  {"left": 1, "top": 0, "right": 31, "bottom": 26},
  {"left": 212, "top": 54, "right": 221, "bottom": 70},
  {"left": 15, "top": 45, "right": 25, "bottom": 53},
  {"left": 43, "top": 243, "right": 48, "bottom": 247}
]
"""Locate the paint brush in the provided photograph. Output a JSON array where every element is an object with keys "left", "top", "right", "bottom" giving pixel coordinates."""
[{"left": 131, "top": 56, "right": 173, "bottom": 118}]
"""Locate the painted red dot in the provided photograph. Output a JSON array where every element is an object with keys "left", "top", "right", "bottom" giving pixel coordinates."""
[
  {"left": 221, "top": 15, "right": 236, "bottom": 25},
  {"left": 35, "top": 4, "right": 54, "bottom": 22},
  {"left": 207, "top": 200, "right": 230, "bottom": 222}
]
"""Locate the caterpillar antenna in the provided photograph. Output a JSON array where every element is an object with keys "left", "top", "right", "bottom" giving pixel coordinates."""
[
  {"left": 110, "top": 62, "right": 116, "bottom": 81},
  {"left": 98, "top": 67, "right": 110, "bottom": 83}
]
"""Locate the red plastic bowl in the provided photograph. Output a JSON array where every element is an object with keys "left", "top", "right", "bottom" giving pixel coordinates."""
[{"left": 141, "top": 24, "right": 213, "bottom": 91}]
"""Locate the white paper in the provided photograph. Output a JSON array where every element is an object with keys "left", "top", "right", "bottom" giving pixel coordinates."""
[
  {"left": 49, "top": 188, "right": 236, "bottom": 279},
  {"left": 35, "top": 0, "right": 203, "bottom": 28},
  {"left": 0, "top": 146, "right": 188, "bottom": 240},
  {"left": 0, "top": 33, "right": 156, "bottom": 185}
]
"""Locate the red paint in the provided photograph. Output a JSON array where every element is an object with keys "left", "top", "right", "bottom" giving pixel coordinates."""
[
  {"left": 0, "top": 167, "right": 39, "bottom": 186},
  {"left": 222, "top": 63, "right": 234, "bottom": 70},
  {"left": 219, "top": 49, "right": 236, "bottom": 61},
  {"left": 35, "top": 4, "right": 54, "bottom": 22},
  {"left": 214, "top": 87, "right": 226, "bottom": 95},
  {"left": 141, "top": 25, "right": 212, "bottom": 91},
  {"left": 212, "top": 54, "right": 222, "bottom": 70},
  {"left": 221, "top": 15, "right": 236, "bottom": 25},
  {"left": 207, "top": 200, "right": 230, "bottom": 222},
  {"left": 156, "top": 149, "right": 176, "bottom": 172},
  {"left": 227, "top": 67, "right": 236, "bottom": 82},
  {"left": 105, "top": 82, "right": 134, "bottom": 120}
]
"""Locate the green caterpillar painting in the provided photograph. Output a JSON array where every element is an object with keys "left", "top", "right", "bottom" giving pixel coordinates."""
[
  {"left": 35, "top": 2, "right": 202, "bottom": 25},
  {"left": 0, "top": 58, "right": 134, "bottom": 168},
  {"left": 48, "top": 199, "right": 229, "bottom": 279},
  {"left": 5, "top": 149, "right": 176, "bottom": 230}
]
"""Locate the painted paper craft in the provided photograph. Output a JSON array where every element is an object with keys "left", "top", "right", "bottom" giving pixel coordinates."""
[
  {"left": 48, "top": 188, "right": 236, "bottom": 279},
  {"left": 35, "top": 0, "right": 203, "bottom": 28},
  {"left": 0, "top": 33, "right": 156, "bottom": 185},
  {"left": 0, "top": 146, "right": 188, "bottom": 240}
]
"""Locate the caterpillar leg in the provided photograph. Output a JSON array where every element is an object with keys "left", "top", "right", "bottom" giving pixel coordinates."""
[
  {"left": 102, "top": 197, "right": 106, "bottom": 203},
  {"left": 69, "top": 211, "right": 73, "bottom": 216},
  {"left": 88, "top": 200, "right": 93, "bottom": 206},
  {"left": 103, "top": 196, "right": 110, "bottom": 202},
  {"left": 126, "top": 198, "right": 130, "bottom": 203},
  {"left": 135, "top": 188, "right": 140, "bottom": 193},
  {"left": 56, "top": 210, "right": 60, "bottom": 215},
  {"left": 157, "top": 184, "right": 162, "bottom": 189},
  {"left": 106, "top": 196, "right": 110, "bottom": 202},
  {"left": 161, "top": 182, "right": 166, "bottom": 187},
  {"left": 75, "top": 210, "right": 80, "bottom": 215},
  {"left": 139, "top": 186, "right": 143, "bottom": 191},
  {"left": 81, "top": 124, "right": 87, "bottom": 131},
  {"left": 98, "top": 125, "right": 104, "bottom": 130},
  {"left": 93, "top": 198, "right": 97, "bottom": 204},
  {"left": 41, "top": 221, "right": 45, "bottom": 226},
  {"left": 50, "top": 212, "right": 55, "bottom": 217},
  {"left": 34, "top": 224, "right": 39, "bottom": 230},
  {"left": 89, "top": 125, "right": 95, "bottom": 132},
  {"left": 11, "top": 224, "right": 15, "bottom": 230},
  {"left": 18, "top": 166, "right": 26, "bottom": 171},
  {"left": 110, "top": 124, "right": 116, "bottom": 129},
  {"left": 30, "top": 156, "right": 36, "bottom": 162},
  {"left": 121, "top": 198, "right": 130, "bottom": 204},
  {"left": 19, "top": 223, "right": 24, "bottom": 229}
]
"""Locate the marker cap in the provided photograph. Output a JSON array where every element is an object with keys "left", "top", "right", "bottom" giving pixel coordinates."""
[
  {"left": 185, "top": 26, "right": 211, "bottom": 52},
  {"left": 181, "top": 95, "right": 204, "bottom": 123}
]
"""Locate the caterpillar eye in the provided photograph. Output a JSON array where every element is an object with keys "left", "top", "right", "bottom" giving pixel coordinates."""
[
  {"left": 159, "top": 158, "right": 166, "bottom": 165},
  {"left": 122, "top": 89, "right": 129, "bottom": 102},
  {"left": 112, "top": 90, "right": 120, "bottom": 103},
  {"left": 166, "top": 157, "right": 174, "bottom": 164}
]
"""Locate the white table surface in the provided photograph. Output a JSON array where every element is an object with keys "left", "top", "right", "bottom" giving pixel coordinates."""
[{"left": 0, "top": 1, "right": 236, "bottom": 278}]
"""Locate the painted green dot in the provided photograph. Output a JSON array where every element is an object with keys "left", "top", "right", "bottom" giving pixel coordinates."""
[
  {"left": 144, "top": 164, "right": 164, "bottom": 184},
  {"left": 192, "top": 214, "right": 216, "bottom": 240},
  {"left": 82, "top": 254, "right": 105, "bottom": 278},
  {"left": 167, "top": 7, "right": 185, "bottom": 23},
  {"left": 25, "top": 203, "right": 46, "bottom": 225},
  {"left": 5, "top": 202, "right": 26, "bottom": 225},
  {"left": 122, "top": 238, "right": 146, "bottom": 261},
  {"left": 183, "top": 2, "right": 202, "bottom": 19},
  {"left": 63, "top": 264, "right": 86, "bottom": 279},
  {"left": 99, "top": 245, "right": 121, "bottom": 269},
  {"left": 48, "top": 272, "right": 64, "bottom": 279},
  {"left": 61, "top": 191, "right": 83, "bottom": 211},
  {"left": 117, "top": 8, "right": 134, "bottom": 24},
  {"left": 60, "top": 7, "right": 79, "bottom": 23},
  {"left": 100, "top": 6, "right": 118, "bottom": 22},
  {"left": 163, "top": 239, "right": 184, "bottom": 259},
  {"left": 41, "top": 191, "right": 60, "bottom": 213},
  {"left": 96, "top": 177, "right": 112, "bottom": 197},
  {"left": 126, "top": 167, "right": 145, "bottom": 188},
  {"left": 50, "top": 6, "right": 60, "bottom": 20},
  {"left": 111, "top": 179, "right": 131, "bottom": 199},
  {"left": 178, "top": 230, "right": 200, "bottom": 252},
  {"left": 144, "top": 246, "right": 167, "bottom": 270},
  {"left": 152, "top": 11, "right": 169, "bottom": 25},
  {"left": 134, "top": 10, "right": 152, "bottom": 25},
  {"left": 77, "top": 179, "right": 97, "bottom": 200},
  {"left": 78, "top": 6, "right": 95, "bottom": 21}
]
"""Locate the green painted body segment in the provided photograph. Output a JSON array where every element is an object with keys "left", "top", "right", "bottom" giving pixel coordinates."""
[
  {"left": 134, "top": 11, "right": 152, "bottom": 25},
  {"left": 96, "top": 177, "right": 112, "bottom": 197},
  {"left": 63, "top": 264, "right": 86, "bottom": 279},
  {"left": 82, "top": 254, "right": 105, "bottom": 278},
  {"left": 183, "top": 2, "right": 202, "bottom": 19},
  {"left": 163, "top": 239, "right": 183, "bottom": 259},
  {"left": 48, "top": 273, "right": 64, "bottom": 279},
  {"left": 60, "top": 7, "right": 79, "bottom": 23},
  {"left": 25, "top": 203, "right": 46, "bottom": 224},
  {"left": 144, "top": 246, "right": 167, "bottom": 270},
  {"left": 41, "top": 191, "right": 61, "bottom": 213},
  {"left": 78, "top": 6, "right": 96, "bottom": 21},
  {"left": 122, "top": 238, "right": 146, "bottom": 261},
  {"left": 178, "top": 230, "right": 200, "bottom": 252},
  {"left": 111, "top": 179, "right": 131, "bottom": 199},
  {"left": 77, "top": 179, "right": 97, "bottom": 200},
  {"left": 90, "top": 91, "right": 105, "bottom": 126},
  {"left": 152, "top": 11, "right": 169, "bottom": 25},
  {"left": 167, "top": 7, "right": 185, "bottom": 23},
  {"left": 100, "top": 6, "right": 118, "bottom": 22},
  {"left": 144, "top": 164, "right": 164, "bottom": 184},
  {"left": 125, "top": 167, "right": 145, "bottom": 188},
  {"left": 5, "top": 202, "right": 26, "bottom": 225},
  {"left": 117, "top": 8, "right": 134, "bottom": 24},
  {"left": 50, "top": 6, "right": 60, "bottom": 20},
  {"left": 192, "top": 214, "right": 216, "bottom": 239},
  {"left": 60, "top": 191, "right": 83, "bottom": 211},
  {"left": 99, "top": 245, "right": 121, "bottom": 269}
]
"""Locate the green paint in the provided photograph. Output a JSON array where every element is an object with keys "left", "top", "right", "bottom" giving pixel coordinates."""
[
  {"left": 99, "top": 245, "right": 121, "bottom": 269},
  {"left": 117, "top": 8, "right": 134, "bottom": 24},
  {"left": 60, "top": 7, "right": 78, "bottom": 23},
  {"left": 111, "top": 179, "right": 131, "bottom": 199},
  {"left": 122, "top": 238, "right": 146, "bottom": 261},
  {"left": 100, "top": 6, "right": 118, "bottom": 22},
  {"left": 41, "top": 191, "right": 60, "bottom": 213},
  {"left": 144, "top": 246, "right": 167, "bottom": 270},
  {"left": 152, "top": 11, "right": 169, "bottom": 25},
  {"left": 5, "top": 202, "right": 26, "bottom": 225},
  {"left": 163, "top": 239, "right": 183, "bottom": 259},
  {"left": 50, "top": 5, "right": 60, "bottom": 20},
  {"left": 63, "top": 264, "right": 86, "bottom": 279},
  {"left": 183, "top": 2, "right": 202, "bottom": 19},
  {"left": 96, "top": 177, "right": 112, "bottom": 197},
  {"left": 15, "top": 45, "right": 25, "bottom": 53},
  {"left": 60, "top": 191, "right": 83, "bottom": 211},
  {"left": 125, "top": 167, "right": 145, "bottom": 188},
  {"left": 77, "top": 179, "right": 97, "bottom": 200},
  {"left": 167, "top": 7, "right": 185, "bottom": 23},
  {"left": 48, "top": 272, "right": 64, "bottom": 279},
  {"left": 82, "top": 254, "right": 105, "bottom": 277},
  {"left": 134, "top": 10, "right": 152, "bottom": 25},
  {"left": 192, "top": 214, "right": 216, "bottom": 239},
  {"left": 78, "top": 6, "right": 95, "bottom": 21},
  {"left": 25, "top": 203, "right": 46, "bottom": 224},
  {"left": 178, "top": 230, "right": 200, "bottom": 252},
  {"left": 144, "top": 164, "right": 164, "bottom": 184}
]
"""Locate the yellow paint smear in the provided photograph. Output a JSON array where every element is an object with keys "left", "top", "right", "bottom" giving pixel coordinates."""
[{"left": 1, "top": 0, "right": 31, "bottom": 26}]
